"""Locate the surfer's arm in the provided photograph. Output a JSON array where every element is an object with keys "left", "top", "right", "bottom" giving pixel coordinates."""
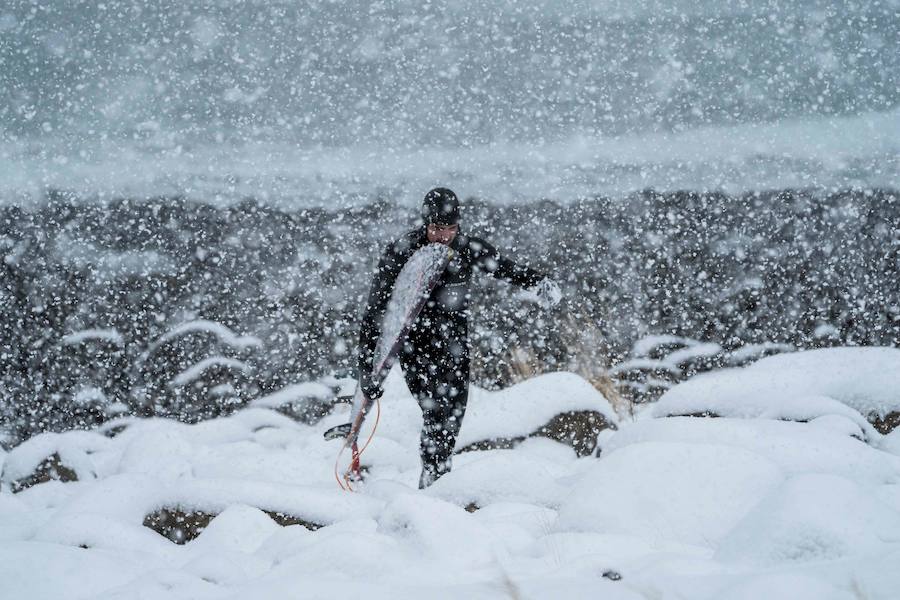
[{"left": 473, "top": 238, "right": 545, "bottom": 289}]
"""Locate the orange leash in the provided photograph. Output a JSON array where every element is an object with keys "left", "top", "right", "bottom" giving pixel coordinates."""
[{"left": 333, "top": 396, "right": 381, "bottom": 492}]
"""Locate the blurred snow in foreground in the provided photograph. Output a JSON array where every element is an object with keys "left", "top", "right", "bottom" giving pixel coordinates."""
[{"left": 1, "top": 347, "right": 899, "bottom": 599}]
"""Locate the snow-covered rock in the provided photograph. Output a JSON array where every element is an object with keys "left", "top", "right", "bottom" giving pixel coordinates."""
[
  {"left": 654, "top": 347, "right": 900, "bottom": 434},
  {"left": 654, "top": 392, "right": 879, "bottom": 441},
  {"left": 249, "top": 381, "right": 337, "bottom": 424},
  {"left": 61, "top": 328, "right": 125, "bottom": 347},
  {"left": 1, "top": 430, "right": 109, "bottom": 492},
  {"left": 170, "top": 356, "right": 249, "bottom": 388},
  {"left": 457, "top": 372, "right": 618, "bottom": 456},
  {"left": 150, "top": 320, "right": 263, "bottom": 353}
]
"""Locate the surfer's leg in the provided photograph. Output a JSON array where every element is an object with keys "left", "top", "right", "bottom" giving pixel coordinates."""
[
  {"left": 399, "top": 348, "right": 442, "bottom": 486},
  {"left": 415, "top": 340, "right": 471, "bottom": 487},
  {"left": 420, "top": 375, "right": 469, "bottom": 489},
  {"left": 400, "top": 315, "right": 471, "bottom": 488}
]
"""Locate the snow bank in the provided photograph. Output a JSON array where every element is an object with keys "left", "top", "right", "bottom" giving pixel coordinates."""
[
  {"left": 716, "top": 473, "right": 900, "bottom": 565},
  {"left": 378, "top": 493, "right": 498, "bottom": 565},
  {"left": 654, "top": 347, "right": 900, "bottom": 424},
  {"left": 555, "top": 441, "right": 783, "bottom": 548},
  {"left": 711, "top": 573, "right": 853, "bottom": 600},
  {"left": 0, "top": 541, "right": 152, "bottom": 600}
]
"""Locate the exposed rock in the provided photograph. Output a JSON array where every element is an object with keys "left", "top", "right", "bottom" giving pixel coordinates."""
[
  {"left": 870, "top": 411, "right": 900, "bottom": 435},
  {"left": 672, "top": 411, "right": 720, "bottom": 419},
  {"left": 535, "top": 410, "right": 617, "bottom": 456},
  {"left": 458, "top": 437, "right": 521, "bottom": 453},
  {"left": 144, "top": 508, "right": 217, "bottom": 545},
  {"left": 6, "top": 452, "right": 79, "bottom": 493},
  {"left": 263, "top": 510, "right": 322, "bottom": 531}
]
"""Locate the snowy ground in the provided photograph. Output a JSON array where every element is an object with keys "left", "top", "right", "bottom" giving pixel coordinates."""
[{"left": 2, "top": 348, "right": 900, "bottom": 599}]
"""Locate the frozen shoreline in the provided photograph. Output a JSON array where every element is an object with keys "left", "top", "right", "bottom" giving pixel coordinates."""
[{"left": 2, "top": 109, "right": 898, "bottom": 208}]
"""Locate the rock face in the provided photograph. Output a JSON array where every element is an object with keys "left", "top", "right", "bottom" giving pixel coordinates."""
[
  {"left": 457, "top": 410, "right": 615, "bottom": 457},
  {"left": 652, "top": 348, "right": 900, "bottom": 440},
  {"left": 4, "top": 452, "right": 78, "bottom": 493},
  {"left": 143, "top": 508, "right": 217, "bottom": 545},
  {"left": 870, "top": 412, "right": 900, "bottom": 435}
]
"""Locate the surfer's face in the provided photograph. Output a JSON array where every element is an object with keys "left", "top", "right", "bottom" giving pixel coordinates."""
[{"left": 427, "top": 223, "right": 458, "bottom": 245}]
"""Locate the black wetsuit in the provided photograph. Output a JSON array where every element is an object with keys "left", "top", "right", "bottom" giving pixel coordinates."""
[{"left": 358, "top": 227, "right": 545, "bottom": 486}]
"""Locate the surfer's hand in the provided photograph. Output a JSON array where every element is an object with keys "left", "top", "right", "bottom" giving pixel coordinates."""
[
  {"left": 360, "top": 377, "right": 384, "bottom": 401},
  {"left": 533, "top": 278, "right": 562, "bottom": 309}
]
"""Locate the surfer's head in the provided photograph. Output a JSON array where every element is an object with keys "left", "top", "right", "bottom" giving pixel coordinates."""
[{"left": 422, "top": 187, "right": 459, "bottom": 244}]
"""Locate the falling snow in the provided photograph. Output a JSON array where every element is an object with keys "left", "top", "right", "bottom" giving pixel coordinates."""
[{"left": 1, "top": 1, "right": 899, "bottom": 598}]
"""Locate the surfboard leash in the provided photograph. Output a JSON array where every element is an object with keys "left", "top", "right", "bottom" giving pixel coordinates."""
[{"left": 334, "top": 395, "right": 382, "bottom": 492}]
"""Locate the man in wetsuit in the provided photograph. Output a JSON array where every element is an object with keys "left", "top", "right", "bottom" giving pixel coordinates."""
[{"left": 358, "top": 187, "right": 561, "bottom": 488}]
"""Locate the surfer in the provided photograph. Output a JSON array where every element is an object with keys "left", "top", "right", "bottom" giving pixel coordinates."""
[{"left": 358, "top": 188, "right": 561, "bottom": 488}]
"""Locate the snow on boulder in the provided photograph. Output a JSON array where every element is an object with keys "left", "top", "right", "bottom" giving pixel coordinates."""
[
  {"left": 149, "top": 320, "right": 263, "bottom": 353},
  {"left": 1, "top": 430, "right": 109, "bottom": 492},
  {"left": 653, "top": 347, "right": 900, "bottom": 434},
  {"left": 654, "top": 392, "right": 879, "bottom": 441},
  {"left": 716, "top": 473, "right": 900, "bottom": 565},
  {"left": 61, "top": 328, "right": 124, "bottom": 347},
  {"left": 724, "top": 342, "right": 794, "bottom": 367},
  {"left": 188, "top": 504, "right": 284, "bottom": 554},
  {"left": 149, "top": 478, "right": 381, "bottom": 533},
  {"left": 603, "top": 417, "right": 900, "bottom": 485},
  {"left": 170, "top": 356, "right": 249, "bottom": 388},
  {"left": 456, "top": 372, "right": 618, "bottom": 457},
  {"left": 555, "top": 441, "right": 784, "bottom": 548},
  {"left": 35, "top": 508, "right": 178, "bottom": 557},
  {"left": 249, "top": 381, "right": 336, "bottom": 423}
]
